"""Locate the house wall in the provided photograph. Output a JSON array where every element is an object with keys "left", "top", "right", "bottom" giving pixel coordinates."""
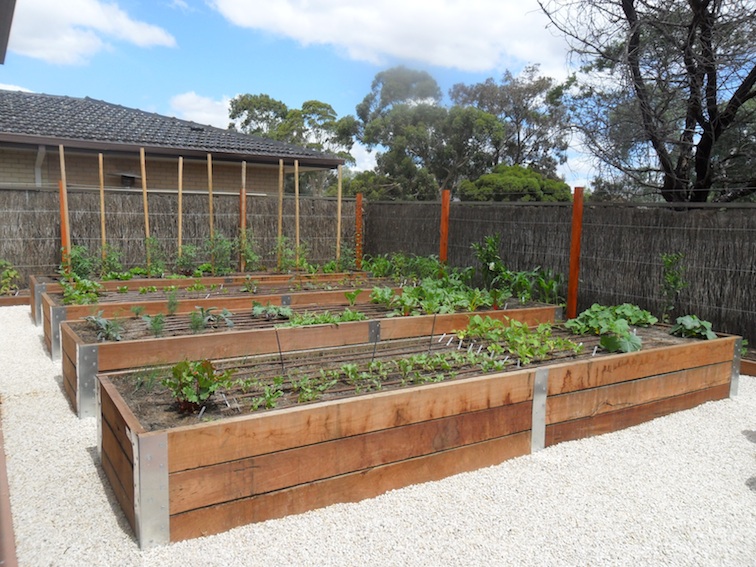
[{"left": 0, "top": 146, "right": 282, "bottom": 194}]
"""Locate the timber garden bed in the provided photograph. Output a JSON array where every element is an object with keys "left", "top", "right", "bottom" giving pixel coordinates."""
[
  {"left": 30, "top": 271, "right": 364, "bottom": 326},
  {"left": 63, "top": 304, "right": 557, "bottom": 417},
  {"left": 41, "top": 274, "right": 385, "bottom": 359},
  {"left": 97, "top": 324, "right": 740, "bottom": 548}
]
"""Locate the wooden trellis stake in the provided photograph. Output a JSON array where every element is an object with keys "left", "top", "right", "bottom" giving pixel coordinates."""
[
  {"left": 294, "top": 159, "right": 300, "bottom": 267},
  {"left": 355, "top": 192, "right": 363, "bottom": 269},
  {"left": 98, "top": 153, "right": 106, "bottom": 258},
  {"left": 139, "top": 147, "right": 151, "bottom": 267},
  {"left": 58, "top": 145, "right": 71, "bottom": 269},
  {"left": 567, "top": 186, "right": 585, "bottom": 319},
  {"left": 277, "top": 159, "right": 284, "bottom": 271},
  {"left": 240, "top": 161, "right": 247, "bottom": 271},
  {"left": 336, "top": 165, "right": 343, "bottom": 262},
  {"left": 207, "top": 153, "right": 214, "bottom": 239},
  {"left": 177, "top": 156, "right": 184, "bottom": 255}
]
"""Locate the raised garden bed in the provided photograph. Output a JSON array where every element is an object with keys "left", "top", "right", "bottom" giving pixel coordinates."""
[
  {"left": 64, "top": 305, "right": 558, "bottom": 417},
  {"left": 0, "top": 290, "right": 29, "bottom": 307},
  {"left": 41, "top": 276, "right": 383, "bottom": 359},
  {"left": 29, "top": 271, "right": 362, "bottom": 326},
  {"left": 97, "top": 327, "right": 740, "bottom": 548}
]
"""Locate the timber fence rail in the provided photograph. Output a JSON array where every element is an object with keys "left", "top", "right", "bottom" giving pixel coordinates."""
[
  {"left": 363, "top": 198, "right": 756, "bottom": 345},
  {"left": 0, "top": 185, "right": 356, "bottom": 284}
]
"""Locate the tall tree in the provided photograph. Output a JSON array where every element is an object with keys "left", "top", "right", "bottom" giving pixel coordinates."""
[
  {"left": 228, "top": 95, "right": 358, "bottom": 196},
  {"left": 450, "top": 65, "right": 571, "bottom": 176},
  {"left": 539, "top": 0, "right": 756, "bottom": 202}
]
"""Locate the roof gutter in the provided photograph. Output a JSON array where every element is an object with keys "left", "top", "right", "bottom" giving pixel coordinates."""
[{"left": 0, "top": 132, "right": 345, "bottom": 169}]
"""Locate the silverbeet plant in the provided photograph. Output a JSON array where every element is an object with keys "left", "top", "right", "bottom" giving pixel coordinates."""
[{"left": 163, "top": 359, "right": 235, "bottom": 414}]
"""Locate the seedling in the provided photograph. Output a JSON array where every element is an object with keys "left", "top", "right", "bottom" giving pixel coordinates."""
[
  {"left": 344, "top": 288, "right": 363, "bottom": 307},
  {"left": 142, "top": 313, "right": 166, "bottom": 337},
  {"left": 83, "top": 311, "right": 123, "bottom": 342},
  {"left": 163, "top": 359, "right": 235, "bottom": 413}
]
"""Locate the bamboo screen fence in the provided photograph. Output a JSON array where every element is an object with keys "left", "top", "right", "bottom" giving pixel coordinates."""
[
  {"left": 364, "top": 200, "right": 756, "bottom": 344},
  {"left": 0, "top": 186, "right": 355, "bottom": 279}
]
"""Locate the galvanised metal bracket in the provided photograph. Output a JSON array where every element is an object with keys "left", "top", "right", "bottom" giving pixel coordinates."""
[
  {"left": 77, "top": 344, "right": 99, "bottom": 418},
  {"left": 368, "top": 320, "right": 381, "bottom": 343},
  {"left": 531, "top": 367, "right": 549, "bottom": 452},
  {"left": 95, "top": 377, "right": 103, "bottom": 463},
  {"left": 731, "top": 338, "right": 742, "bottom": 398},
  {"left": 133, "top": 431, "right": 170, "bottom": 549},
  {"left": 33, "top": 281, "right": 46, "bottom": 325},
  {"left": 554, "top": 306, "right": 564, "bottom": 323},
  {"left": 280, "top": 294, "right": 292, "bottom": 306},
  {"left": 51, "top": 306, "right": 66, "bottom": 361}
]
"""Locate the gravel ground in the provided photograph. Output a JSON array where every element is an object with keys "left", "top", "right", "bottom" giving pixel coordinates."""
[{"left": 1, "top": 304, "right": 755, "bottom": 567}]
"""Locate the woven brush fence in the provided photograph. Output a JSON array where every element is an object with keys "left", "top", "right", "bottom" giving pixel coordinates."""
[
  {"left": 363, "top": 199, "right": 755, "bottom": 344},
  {"left": 0, "top": 186, "right": 355, "bottom": 283}
]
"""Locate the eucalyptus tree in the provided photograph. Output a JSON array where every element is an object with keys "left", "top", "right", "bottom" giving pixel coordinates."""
[{"left": 538, "top": 0, "right": 756, "bottom": 202}]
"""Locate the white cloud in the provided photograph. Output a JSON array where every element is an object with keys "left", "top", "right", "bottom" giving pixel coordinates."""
[
  {"left": 350, "top": 143, "right": 376, "bottom": 172},
  {"left": 0, "top": 84, "right": 33, "bottom": 92},
  {"left": 209, "top": 0, "right": 570, "bottom": 77},
  {"left": 170, "top": 91, "right": 232, "bottom": 128},
  {"left": 9, "top": 0, "right": 176, "bottom": 65}
]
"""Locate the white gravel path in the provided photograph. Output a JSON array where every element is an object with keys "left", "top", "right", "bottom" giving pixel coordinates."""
[{"left": 1, "top": 304, "right": 754, "bottom": 567}]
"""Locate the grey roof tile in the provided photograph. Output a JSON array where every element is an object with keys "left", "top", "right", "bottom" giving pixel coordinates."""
[{"left": 0, "top": 89, "right": 342, "bottom": 165}]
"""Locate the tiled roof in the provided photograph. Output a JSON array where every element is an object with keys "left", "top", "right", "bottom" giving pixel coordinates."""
[{"left": 0, "top": 89, "right": 342, "bottom": 166}]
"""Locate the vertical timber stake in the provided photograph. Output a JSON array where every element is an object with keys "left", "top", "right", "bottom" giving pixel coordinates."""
[
  {"left": 139, "top": 147, "right": 151, "bottom": 268},
  {"left": 336, "top": 164, "right": 343, "bottom": 263},
  {"left": 207, "top": 153, "right": 214, "bottom": 239},
  {"left": 439, "top": 189, "right": 450, "bottom": 264},
  {"left": 294, "top": 159, "right": 300, "bottom": 268},
  {"left": 240, "top": 161, "right": 247, "bottom": 271},
  {"left": 98, "top": 153, "right": 106, "bottom": 258},
  {"left": 355, "top": 192, "right": 363, "bottom": 269},
  {"left": 567, "top": 186, "right": 584, "bottom": 320},
  {"left": 58, "top": 145, "right": 71, "bottom": 269},
  {"left": 177, "top": 156, "right": 184, "bottom": 256},
  {"left": 277, "top": 159, "right": 284, "bottom": 271}
]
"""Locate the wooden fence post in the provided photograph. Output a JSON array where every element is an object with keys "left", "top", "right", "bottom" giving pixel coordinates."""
[
  {"left": 294, "top": 159, "right": 300, "bottom": 267},
  {"left": 336, "top": 164, "right": 343, "bottom": 262},
  {"left": 207, "top": 153, "right": 214, "bottom": 239},
  {"left": 440, "top": 189, "right": 450, "bottom": 264},
  {"left": 277, "top": 159, "right": 284, "bottom": 271},
  {"left": 58, "top": 145, "right": 71, "bottom": 270},
  {"left": 139, "top": 147, "right": 151, "bottom": 267},
  {"left": 355, "top": 193, "right": 363, "bottom": 269},
  {"left": 567, "top": 186, "right": 584, "bottom": 320},
  {"left": 177, "top": 156, "right": 184, "bottom": 256}
]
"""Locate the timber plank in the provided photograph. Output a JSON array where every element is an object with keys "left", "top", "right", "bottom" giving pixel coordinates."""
[
  {"left": 99, "top": 376, "right": 144, "bottom": 462},
  {"left": 547, "top": 337, "right": 736, "bottom": 395},
  {"left": 167, "top": 370, "right": 535, "bottom": 473},
  {"left": 546, "top": 362, "right": 731, "bottom": 425},
  {"left": 545, "top": 383, "right": 730, "bottom": 446},
  {"left": 169, "top": 400, "right": 533, "bottom": 514},
  {"left": 169, "top": 430, "right": 532, "bottom": 542},
  {"left": 742, "top": 359, "right": 756, "bottom": 376},
  {"left": 100, "top": 418, "right": 135, "bottom": 530}
]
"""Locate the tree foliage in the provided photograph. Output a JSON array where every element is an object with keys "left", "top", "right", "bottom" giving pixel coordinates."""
[
  {"left": 458, "top": 164, "right": 572, "bottom": 202},
  {"left": 450, "top": 65, "right": 571, "bottom": 176},
  {"left": 539, "top": 0, "right": 756, "bottom": 202}
]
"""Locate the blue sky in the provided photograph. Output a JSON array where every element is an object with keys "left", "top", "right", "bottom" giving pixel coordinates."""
[{"left": 1, "top": 0, "right": 590, "bottom": 183}]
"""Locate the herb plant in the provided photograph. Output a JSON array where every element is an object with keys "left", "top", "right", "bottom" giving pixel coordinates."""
[
  {"left": 669, "top": 315, "right": 717, "bottom": 340},
  {"left": 0, "top": 260, "right": 20, "bottom": 295},
  {"left": 83, "top": 311, "right": 123, "bottom": 341}
]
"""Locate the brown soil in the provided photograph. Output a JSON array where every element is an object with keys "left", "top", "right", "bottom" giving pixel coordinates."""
[{"left": 108, "top": 325, "right": 691, "bottom": 433}]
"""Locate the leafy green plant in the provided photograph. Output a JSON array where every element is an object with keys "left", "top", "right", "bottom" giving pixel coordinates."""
[
  {"left": 273, "top": 236, "right": 298, "bottom": 273},
  {"left": 189, "top": 306, "right": 234, "bottom": 332},
  {"left": 344, "top": 288, "right": 363, "bottom": 306},
  {"left": 238, "top": 232, "right": 263, "bottom": 272},
  {"left": 251, "top": 302, "right": 292, "bottom": 320},
  {"left": 83, "top": 311, "right": 123, "bottom": 341},
  {"left": 660, "top": 252, "right": 688, "bottom": 323},
  {"left": 471, "top": 234, "right": 504, "bottom": 289},
  {"left": 61, "top": 244, "right": 98, "bottom": 280},
  {"left": 166, "top": 289, "right": 179, "bottom": 315},
  {"left": 669, "top": 315, "right": 717, "bottom": 340},
  {"left": 241, "top": 277, "right": 258, "bottom": 293},
  {"left": 116, "top": 285, "right": 129, "bottom": 294},
  {"left": 565, "top": 303, "right": 657, "bottom": 353},
  {"left": 139, "top": 285, "right": 158, "bottom": 294},
  {"left": 286, "top": 308, "right": 367, "bottom": 326},
  {"left": 163, "top": 359, "right": 235, "bottom": 413},
  {"left": 186, "top": 281, "right": 207, "bottom": 292},
  {"left": 60, "top": 275, "right": 103, "bottom": 305},
  {"left": 203, "top": 234, "right": 235, "bottom": 276},
  {"left": 99, "top": 244, "right": 123, "bottom": 277},
  {"left": 142, "top": 313, "right": 166, "bottom": 337},
  {"left": 175, "top": 244, "right": 199, "bottom": 276},
  {"left": 250, "top": 383, "right": 284, "bottom": 411},
  {"left": 144, "top": 236, "right": 167, "bottom": 276},
  {"left": 130, "top": 305, "right": 146, "bottom": 317},
  {"left": 0, "top": 260, "right": 20, "bottom": 296}
]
